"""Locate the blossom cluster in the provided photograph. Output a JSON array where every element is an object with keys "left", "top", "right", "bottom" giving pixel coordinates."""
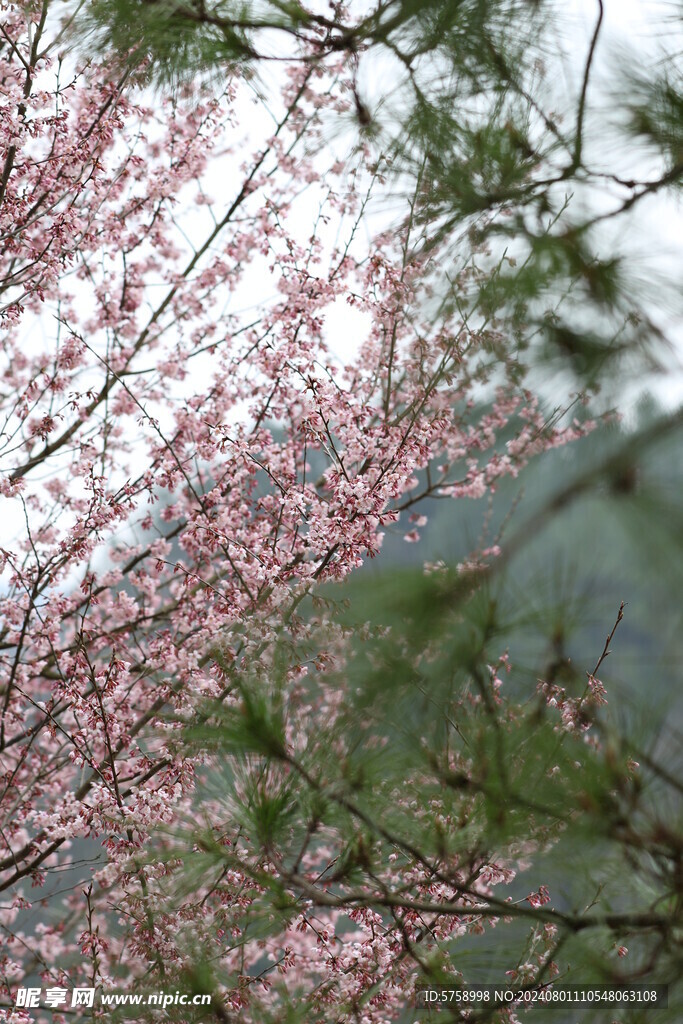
[{"left": 0, "top": 6, "right": 598, "bottom": 1021}]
